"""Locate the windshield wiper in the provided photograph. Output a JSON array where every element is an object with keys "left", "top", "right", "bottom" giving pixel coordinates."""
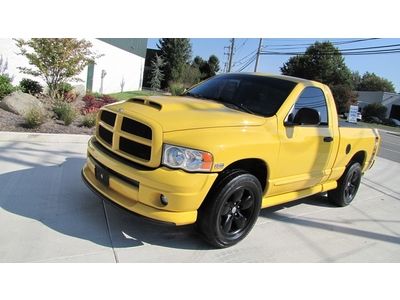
[
  {"left": 217, "top": 99, "right": 255, "bottom": 115},
  {"left": 184, "top": 92, "right": 205, "bottom": 99},
  {"left": 184, "top": 93, "right": 256, "bottom": 115}
]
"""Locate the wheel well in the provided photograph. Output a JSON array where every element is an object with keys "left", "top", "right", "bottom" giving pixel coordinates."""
[
  {"left": 222, "top": 159, "right": 268, "bottom": 192},
  {"left": 348, "top": 151, "right": 366, "bottom": 168}
]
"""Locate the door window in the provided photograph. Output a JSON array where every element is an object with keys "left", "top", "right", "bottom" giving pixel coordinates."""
[{"left": 292, "top": 87, "right": 328, "bottom": 125}]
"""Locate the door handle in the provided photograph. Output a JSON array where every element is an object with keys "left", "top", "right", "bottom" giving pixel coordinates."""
[{"left": 323, "top": 136, "right": 333, "bottom": 142}]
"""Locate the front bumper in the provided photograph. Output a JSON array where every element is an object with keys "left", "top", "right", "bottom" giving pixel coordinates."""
[{"left": 82, "top": 137, "right": 218, "bottom": 225}]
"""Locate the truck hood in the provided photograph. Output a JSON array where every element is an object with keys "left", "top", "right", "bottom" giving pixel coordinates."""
[{"left": 106, "top": 96, "right": 266, "bottom": 132}]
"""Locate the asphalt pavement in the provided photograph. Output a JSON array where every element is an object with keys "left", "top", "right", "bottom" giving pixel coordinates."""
[
  {"left": 378, "top": 130, "right": 400, "bottom": 163},
  {"left": 0, "top": 132, "right": 399, "bottom": 262}
]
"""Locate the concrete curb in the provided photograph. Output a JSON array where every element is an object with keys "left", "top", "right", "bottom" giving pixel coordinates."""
[{"left": 0, "top": 131, "right": 91, "bottom": 143}]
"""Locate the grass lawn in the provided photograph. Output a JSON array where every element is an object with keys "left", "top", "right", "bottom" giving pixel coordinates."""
[{"left": 108, "top": 90, "right": 163, "bottom": 101}]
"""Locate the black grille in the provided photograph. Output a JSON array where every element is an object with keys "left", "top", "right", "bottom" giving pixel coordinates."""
[
  {"left": 99, "top": 126, "right": 113, "bottom": 145},
  {"left": 92, "top": 139, "right": 154, "bottom": 170},
  {"left": 100, "top": 110, "right": 116, "bottom": 127},
  {"left": 119, "top": 137, "right": 151, "bottom": 161},
  {"left": 121, "top": 117, "right": 152, "bottom": 139}
]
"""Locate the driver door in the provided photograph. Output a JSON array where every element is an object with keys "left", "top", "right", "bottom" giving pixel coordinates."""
[{"left": 273, "top": 86, "right": 335, "bottom": 195}]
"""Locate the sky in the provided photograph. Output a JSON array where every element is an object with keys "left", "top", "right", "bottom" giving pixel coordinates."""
[{"left": 147, "top": 38, "right": 400, "bottom": 92}]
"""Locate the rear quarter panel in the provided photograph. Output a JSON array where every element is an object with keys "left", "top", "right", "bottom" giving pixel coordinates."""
[{"left": 330, "top": 126, "right": 379, "bottom": 181}]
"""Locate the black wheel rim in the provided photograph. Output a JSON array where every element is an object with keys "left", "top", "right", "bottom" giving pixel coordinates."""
[
  {"left": 218, "top": 188, "right": 255, "bottom": 236},
  {"left": 344, "top": 169, "right": 360, "bottom": 203}
]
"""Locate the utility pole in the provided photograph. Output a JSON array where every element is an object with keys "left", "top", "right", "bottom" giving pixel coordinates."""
[
  {"left": 223, "top": 45, "right": 230, "bottom": 73},
  {"left": 227, "top": 38, "right": 235, "bottom": 72},
  {"left": 254, "top": 38, "right": 263, "bottom": 72}
]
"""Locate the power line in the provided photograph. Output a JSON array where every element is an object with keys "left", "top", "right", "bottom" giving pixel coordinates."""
[
  {"left": 232, "top": 49, "right": 257, "bottom": 67},
  {"left": 336, "top": 43, "right": 400, "bottom": 52},
  {"left": 261, "top": 50, "right": 400, "bottom": 56},
  {"left": 263, "top": 38, "right": 379, "bottom": 48},
  {"left": 235, "top": 38, "right": 249, "bottom": 54},
  {"left": 238, "top": 54, "right": 257, "bottom": 71},
  {"left": 236, "top": 54, "right": 257, "bottom": 72},
  {"left": 262, "top": 39, "right": 382, "bottom": 51},
  {"left": 260, "top": 47, "right": 400, "bottom": 56},
  {"left": 229, "top": 38, "right": 395, "bottom": 73},
  {"left": 264, "top": 39, "right": 400, "bottom": 54}
]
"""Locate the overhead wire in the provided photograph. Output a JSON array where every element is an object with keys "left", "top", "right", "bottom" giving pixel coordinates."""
[
  {"left": 236, "top": 54, "right": 257, "bottom": 72},
  {"left": 260, "top": 48, "right": 400, "bottom": 56},
  {"left": 265, "top": 42, "right": 400, "bottom": 52},
  {"left": 232, "top": 49, "right": 257, "bottom": 67},
  {"left": 227, "top": 38, "right": 397, "bottom": 72},
  {"left": 235, "top": 38, "right": 249, "bottom": 54},
  {"left": 262, "top": 38, "right": 379, "bottom": 49}
]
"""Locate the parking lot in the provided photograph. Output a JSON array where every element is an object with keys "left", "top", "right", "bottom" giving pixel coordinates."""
[{"left": 0, "top": 131, "right": 399, "bottom": 262}]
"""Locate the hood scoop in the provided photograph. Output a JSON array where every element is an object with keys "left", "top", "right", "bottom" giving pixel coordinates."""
[{"left": 127, "top": 98, "right": 162, "bottom": 110}]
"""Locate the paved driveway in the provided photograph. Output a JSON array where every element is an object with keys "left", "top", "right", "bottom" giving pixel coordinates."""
[{"left": 0, "top": 132, "right": 399, "bottom": 262}]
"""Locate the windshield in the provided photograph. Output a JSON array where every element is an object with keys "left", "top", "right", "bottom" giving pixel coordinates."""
[{"left": 184, "top": 74, "right": 297, "bottom": 117}]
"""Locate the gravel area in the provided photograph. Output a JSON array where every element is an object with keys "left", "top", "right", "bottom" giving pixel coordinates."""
[{"left": 0, "top": 97, "right": 95, "bottom": 135}]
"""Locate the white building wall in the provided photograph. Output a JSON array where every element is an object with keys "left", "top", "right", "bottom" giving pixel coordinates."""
[
  {"left": 82, "top": 39, "right": 145, "bottom": 94},
  {"left": 0, "top": 38, "right": 145, "bottom": 94}
]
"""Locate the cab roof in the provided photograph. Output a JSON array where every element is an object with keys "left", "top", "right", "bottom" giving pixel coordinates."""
[{"left": 224, "top": 72, "right": 324, "bottom": 87}]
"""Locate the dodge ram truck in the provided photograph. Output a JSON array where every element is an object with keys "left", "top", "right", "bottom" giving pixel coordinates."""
[{"left": 82, "top": 73, "right": 380, "bottom": 248}]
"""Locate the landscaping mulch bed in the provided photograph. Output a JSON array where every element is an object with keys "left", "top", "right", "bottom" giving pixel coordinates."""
[
  {"left": 0, "top": 107, "right": 95, "bottom": 135},
  {"left": 0, "top": 96, "right": 95, "bottom": 135}
]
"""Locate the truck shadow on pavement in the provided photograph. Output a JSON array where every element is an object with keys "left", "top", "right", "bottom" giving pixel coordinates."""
[
  {"left": 0, "top": 157, "right": 209, "bottom": 250},
  {"left": 3, "top": 156, "right": 397, "bottom": 253},
  {"left": 259, "top": 195, "right": 400, "bottom": 246}
]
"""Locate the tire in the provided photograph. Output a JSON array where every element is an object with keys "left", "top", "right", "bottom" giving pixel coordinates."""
[
  {"left": 197, "top": 170, "right": 262, "bottom": 248},
  {"left": 328, "top": 162, "right": 362, "bottom": 207}
]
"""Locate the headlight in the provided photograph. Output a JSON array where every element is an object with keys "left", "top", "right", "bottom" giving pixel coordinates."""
[{"left": 162, "top": 144, "right": 213, "bottom": 172}]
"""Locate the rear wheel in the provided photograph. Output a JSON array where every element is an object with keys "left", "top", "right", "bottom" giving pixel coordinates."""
[
  {"left": 328, "top": 162, "right": 362, "bottom": 207},
  {"left": 197, "top": 170, "right": 262, "bottom": 248}
]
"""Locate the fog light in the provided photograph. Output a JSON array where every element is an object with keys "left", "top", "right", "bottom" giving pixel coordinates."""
[{"left": 160, "top": 194, "right": 168, "bottom": 206}]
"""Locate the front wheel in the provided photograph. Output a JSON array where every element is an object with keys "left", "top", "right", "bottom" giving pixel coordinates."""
[
  {"left": 197, "top": 170, "right": 262, "bottom": 248},
  {"left": 328, "top": 162, "right": 362, "bottom": 207}
]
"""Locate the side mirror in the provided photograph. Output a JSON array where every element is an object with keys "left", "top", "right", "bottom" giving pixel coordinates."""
[
  {"left": 285, "top": 107, "right": 321, "bottom": 126},
  {"left": 284, "top": 113, "right": 295, "bottom": 127},
  {"left": 294, "top": 107, "right": 321, "bottom": 125}
]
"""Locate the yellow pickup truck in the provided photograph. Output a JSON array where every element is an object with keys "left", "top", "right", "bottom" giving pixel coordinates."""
[{"left": 82, "top": 73, "right": 380, "bottom": 248}]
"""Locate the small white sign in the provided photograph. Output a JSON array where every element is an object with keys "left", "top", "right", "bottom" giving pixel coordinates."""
[{"left": 347, "top": 105, "right": 359, "bottom": 123}]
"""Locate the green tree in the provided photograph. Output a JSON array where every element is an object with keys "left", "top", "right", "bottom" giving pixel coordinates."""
[
  {"left": 207, "top": 55, "right": 220, "bottom": 75},
  {"left": 193, "top": 55, "right": 220, "bottom": 80},
  {"left": 281, "top": 41, "right": 354, "bottom": 112},
  {"left": 180, "top": 64, "right": 201, "bottom": 88},
  {"left": 15, "top": 38, "right": 100, "bottom": 98},
  {"left": 330, "top": 85, "right": 358, "bottom": 114},
  {"left": 281, "top": 41, "right": 353, "bottom": 86},
  {"left": 0, "top": 75, "right": 14, "bottom": 99},
  {"left": 351, "top": 71, "right": 362, "bottom": 90},
  {"left": 357, "top": 72, "right": 395, "bottom": 92},
  {"left": 149, "top": 54, "right": 165, "bottom": 90},
  {"left": 157, "top": 38, "right": 192, "bottom": 86}
]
